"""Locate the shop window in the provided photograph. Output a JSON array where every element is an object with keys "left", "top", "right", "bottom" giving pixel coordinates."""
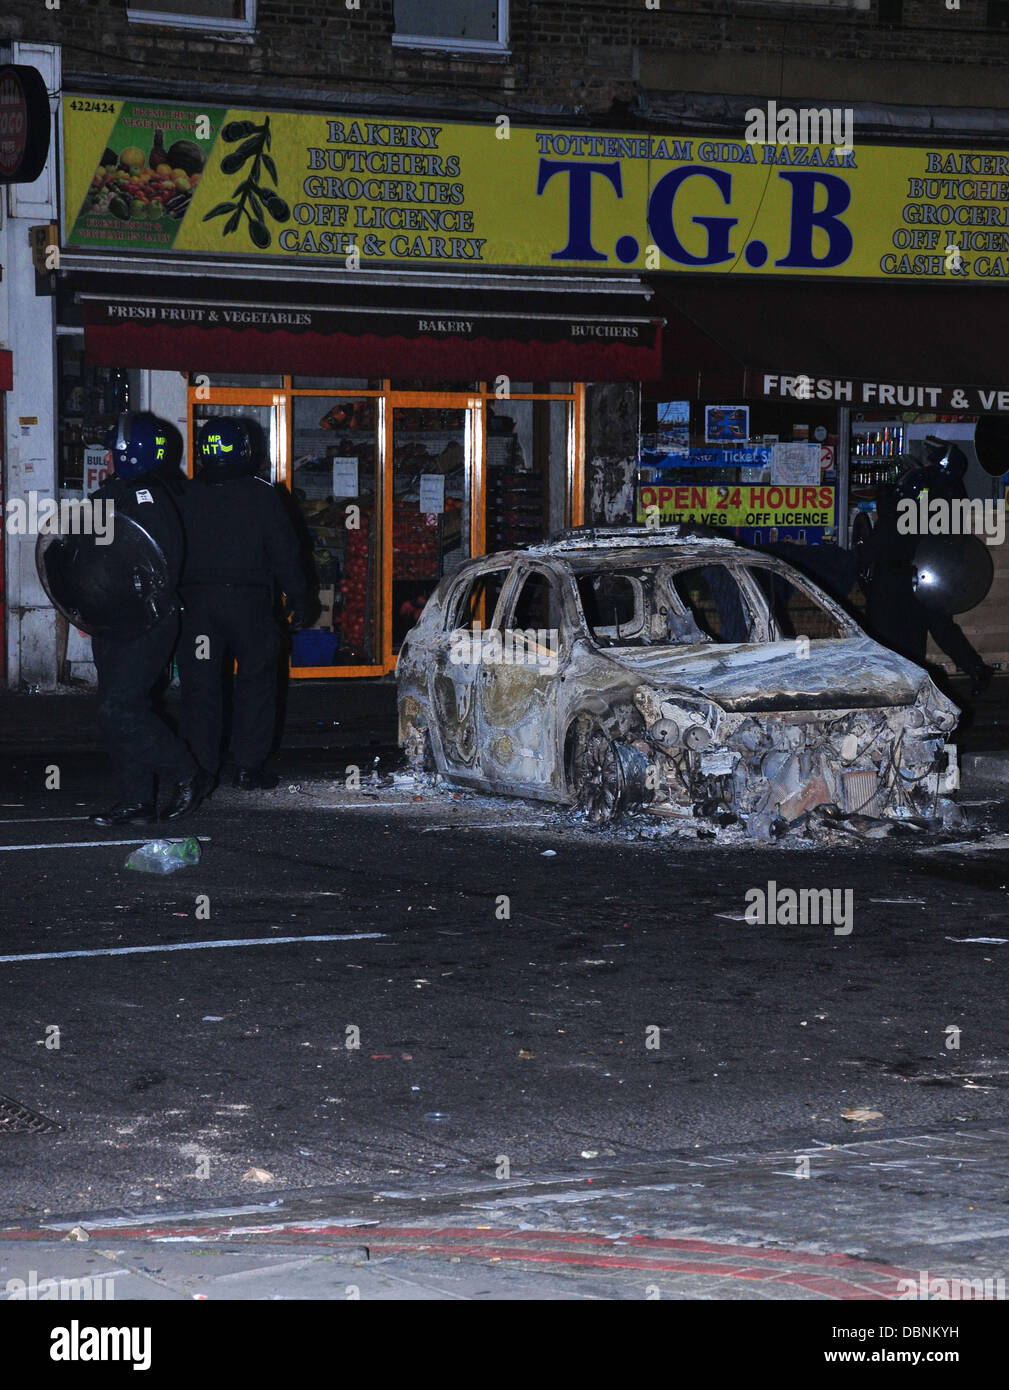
[
  {"left": 744, "top": 566, "right": 846, "bottom": 641},
  {"left": 393, "top": 0, "right": 507, "bottom": 51},
  {"left": 291, "top": 377, "right": 381, "bottom": 390},
  {"left": 450, "top": 569, "right": 508, "bottom": 632},
  {"left": 389, "top": 379, "right": 479, "bottom": 392},
  {"left": 291, "top": 395, "right": 381, "bottom": 668},
  {"left": 671, "top": 566, "right": 752, "bottom": 644},
  {"left": 58, "top": 338, "right": 131, "bottom": 495},
  {"left": 485, "top": 399, "right": 570, "bottom": 552},
  {"left": 189, "top": 372, "right": 282, "bottom": 389},
  {"left": 508, "top": 383, "right": 573, "bottom": 395},
  {"left": 391, "top": 405, "right": 468, "bottom": 647},
  {"left": 128, "top": 0, "right": 255, "bottom": 28}
]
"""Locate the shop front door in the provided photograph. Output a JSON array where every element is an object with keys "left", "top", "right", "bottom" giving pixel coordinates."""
[
  {"left": 389, "top": 397, "right": 480, "bottom": 653},
  {"left": 189, "top": 378, "right": 581, "bottom": 677}
]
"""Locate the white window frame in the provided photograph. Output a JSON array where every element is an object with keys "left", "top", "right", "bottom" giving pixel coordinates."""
[
  {"left": 392, "top": 0, "right": 509, "bottom": 56},
  {"left": 127, "top": 0, "right": 256, "bottom": 33}
]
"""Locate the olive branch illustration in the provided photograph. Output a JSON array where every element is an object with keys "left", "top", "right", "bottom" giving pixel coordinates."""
[{"left": 202, "top": 117, "right": 290, "bottom": 249}]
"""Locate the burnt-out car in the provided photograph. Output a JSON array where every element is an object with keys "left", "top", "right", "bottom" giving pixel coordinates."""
[{"left": 396, "top": 528, "right": 960, "bottom": 837}]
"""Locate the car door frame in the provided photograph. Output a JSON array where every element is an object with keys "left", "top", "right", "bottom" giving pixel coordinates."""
[
  {"left": 666, "top": 556, "right": 768, "bottom": 645},
  {"left": 475, "top": 559, "right": 576, "bottom": 797},
  {"left": 427, "top": 558, "right": 513, "bottom": 784}
]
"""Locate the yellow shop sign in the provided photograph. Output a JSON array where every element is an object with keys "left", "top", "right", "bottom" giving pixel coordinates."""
[
  {"left": 637, "top": 484, "right": 836, "bottom": 528},
  {"left": 61, "top": 95, "right": 1009, "bottom": 281}
]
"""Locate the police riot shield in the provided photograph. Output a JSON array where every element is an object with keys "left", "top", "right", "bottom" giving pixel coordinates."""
[
  {"left": 36, "top": 513, "right": 177, "bottom": 640},
  {"left": 911, "top": 534, "right": 994, "bottom": 617}
]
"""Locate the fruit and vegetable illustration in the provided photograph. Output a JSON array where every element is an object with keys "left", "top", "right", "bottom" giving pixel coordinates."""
[
  {"left": 84, "top": 130, "right": 206, "bottom": 223},
  {"left": 66, "top": 99, "right": 224, "bottom": 249},
  {"left": 66, "top": 101, "right": 293, "bottom": 254}
]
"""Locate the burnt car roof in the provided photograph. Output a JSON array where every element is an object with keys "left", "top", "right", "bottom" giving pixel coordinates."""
[
  {"left": 473, "top": 527, "right": 789, "bottom": 574},
  {"left": 522, "top": 525, "right": 736, "bottom": 556}
]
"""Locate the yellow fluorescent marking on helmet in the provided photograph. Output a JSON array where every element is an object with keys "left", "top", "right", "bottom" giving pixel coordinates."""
[{"left": 204, "top": 433, "right": 234, "bottom": 454}]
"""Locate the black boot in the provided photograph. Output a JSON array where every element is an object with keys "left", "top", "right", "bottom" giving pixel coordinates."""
[
  {"left": 91, "top": 802, "right": 156, "bottom": 827},
  {"left": 162, "top": 770, "right": 214, "bottom": 821},
  {"left": 234, "top": 766, "right": 278, "bottom": 790}
]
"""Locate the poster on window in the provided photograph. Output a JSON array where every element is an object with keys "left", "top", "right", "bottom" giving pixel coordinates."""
[
  {"left": 655, "top": 401, "right": 690, "bottom": 456},
  {"left": 704, "top": 406, "right": 749, "bottom": 444},
  {"left": 771, "top": 443, "right": 820, "bottom": 485}
]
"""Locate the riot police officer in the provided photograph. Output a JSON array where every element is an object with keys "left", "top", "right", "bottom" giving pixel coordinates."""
[
  {"left": 90, "top": 413, "right": 212, "bottom": 825},
  {"left": 177, "top": 418, "right": 310, "bottom": 789},
  {"left": 893, "top": 438, "right": 992, "bottom": 694},
  {"left": 863, "top": 461, "right": 992, "bottom": 696}
]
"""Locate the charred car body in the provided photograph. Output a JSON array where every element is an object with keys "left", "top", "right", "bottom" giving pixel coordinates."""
[{"left": 397, "top": 529, "right": 960, "bottom": 838}]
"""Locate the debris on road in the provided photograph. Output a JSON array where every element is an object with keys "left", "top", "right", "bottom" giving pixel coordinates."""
[
  {"left": 125, "top": 838, "right": 201, "bottom": 874},
  {"left": 841, "top": 1108, "right": 883, "bottom": 1122},
  {"left": 241, "top": 1167, "right": 275, "bottom": 1183}
]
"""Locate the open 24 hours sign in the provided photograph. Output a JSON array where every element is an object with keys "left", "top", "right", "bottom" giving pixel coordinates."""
[
  {"left": 61, "top": 96, "right": 1009, "bottom": 280},
  {"left": 637, "top": 484, "right": 836, "bottom": 528}
]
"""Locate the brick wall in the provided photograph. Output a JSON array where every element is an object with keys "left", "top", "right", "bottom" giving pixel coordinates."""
[{"left": 3, "top": 1, "right": 1007, "bottom": 117}]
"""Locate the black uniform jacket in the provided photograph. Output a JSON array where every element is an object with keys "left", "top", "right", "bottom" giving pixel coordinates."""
[{"left": 178, "top": 471, "right": 307, "bottom": 604}]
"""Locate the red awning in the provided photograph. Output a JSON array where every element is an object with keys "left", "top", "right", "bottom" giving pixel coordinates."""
[{"left": 78, "top": 285, "right": 662, "bottom": 382}]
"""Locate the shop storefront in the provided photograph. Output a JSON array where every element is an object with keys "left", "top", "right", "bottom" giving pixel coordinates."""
[
  {"left": 12, "top": 87, "right": 1009, "bottom": 686},
  {"left": 630, "top": 276, "right": 1009, "bottom": 667},
  {"left": 186, "top": 374, "right": 581, "bottom": 676},
  {"left": 52, "top": 95, "right": 663, "bottom": 681},
  {"left": 54, "top": 348, "right": 588, "bottom": 677}
]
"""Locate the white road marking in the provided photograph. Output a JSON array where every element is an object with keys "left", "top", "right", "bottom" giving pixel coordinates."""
[
  {"left": 0, "top": 816, "right": 93, "bottom": 825},
  {"left": 43, "top": 1203, "right": 287, "bottom": 1229},
  {"left": 0, "top": 838, "right": 210, "bottom": 852},
  {"left": 0, "top": 933, "right": 386, "bottom": 964}
]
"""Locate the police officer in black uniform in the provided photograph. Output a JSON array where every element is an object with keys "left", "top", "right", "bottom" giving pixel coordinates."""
[
  {"left": 90, "top": 413, "right": 213, "bottom": 825},
  {"left": 862, "top": 438, "right": 992, "bottom": 695},
  {"left": 177, "top": 417, "right": 309, "bottom": 789}
]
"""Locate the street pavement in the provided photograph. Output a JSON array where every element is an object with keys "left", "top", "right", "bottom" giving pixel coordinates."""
[{"left": 1, "top": 678, "right": 1008, "bottom": 1303}]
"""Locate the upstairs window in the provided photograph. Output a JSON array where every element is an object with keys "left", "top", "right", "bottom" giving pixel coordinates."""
[
  {"left": 128, "top": 1, "right": 256, "bottom": 31},
  {"left": 393, "top": 0, "right": 509, "bottom": 54}
]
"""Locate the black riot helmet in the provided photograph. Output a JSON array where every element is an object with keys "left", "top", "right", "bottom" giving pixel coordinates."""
[
  {"left": 924, "top": 436, "right": 968, "bottom": 482},
  {"left": 196, "top": 417, "right": 255, "bottom": 475},
  {"left": 105, "top": 412, "right": 171, "bottom": 480}
]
